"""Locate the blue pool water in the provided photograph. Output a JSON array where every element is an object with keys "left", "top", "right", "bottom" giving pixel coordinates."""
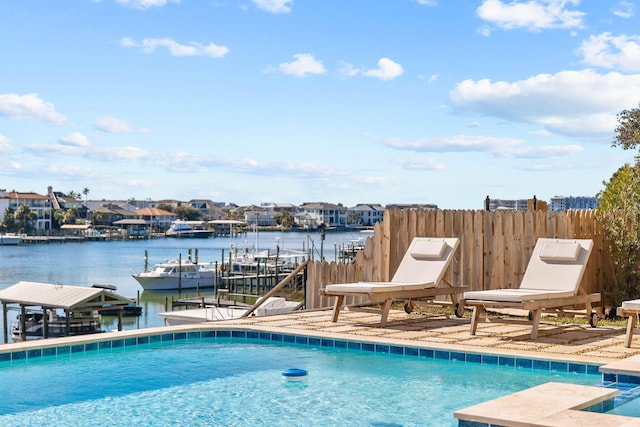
[{"left": 0, "top": 336, "right": 602, "bottom": 426}]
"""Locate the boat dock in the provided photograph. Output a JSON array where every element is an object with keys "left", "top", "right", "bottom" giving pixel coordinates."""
[{"left": 171, "top": 292, "right": 253, "bottom": 309}]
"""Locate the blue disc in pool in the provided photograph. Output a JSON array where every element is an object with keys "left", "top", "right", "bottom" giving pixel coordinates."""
[{"left": 281, "top": 368, "right": 308, "bottom": 378}]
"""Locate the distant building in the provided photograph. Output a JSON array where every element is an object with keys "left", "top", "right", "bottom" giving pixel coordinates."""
[
  {"left": 549, "top": 196, "right": 598, "bottom": 211},
  {"left": 0, "top": 189, "right": 53, "bottom": 231},
  {"left": 189, "top": 199, "right": 224, "bottom": 221},
  {"left": 90, "top": 204, "right": 136, "bottom": 227},
  {"left": 485, "top": 198, "right": 529, "bottom": 211},
  {"left": 297, "top": 202, "right": 347, "bottom": 228},
  {"left": 385, "top": 203, "right": 438, "bottom": 210},
  {"left": 128, "top": 198, "right": 162, "bottom": 209},
  {"left": 347, "top": 204, "right": 385, "bottom": 226},
  {"left": 134, "top": 207, "right": 176, "bottom": 230},
  {"left": 243, "top": 205, "right": 273, "bottom": 227}
]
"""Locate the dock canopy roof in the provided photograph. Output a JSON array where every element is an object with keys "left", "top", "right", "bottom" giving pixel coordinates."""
[{"left": 0, "top": 281, "right": 133, "bottom": 310}]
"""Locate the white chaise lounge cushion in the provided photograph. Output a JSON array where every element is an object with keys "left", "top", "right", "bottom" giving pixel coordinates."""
[
  {"left": 324, "top": 281, "right": 432, "bottom": 294},
  {"left": 622, "top": 299, "right": 640, "bottom": 311},
  {"left": 463, "top": 288, "right": 575, "bottom": 302},
  {"left": 539, "top": 241, "right": 581, "bottom": 262},
  {"left": 410, "top": 239, "right": 447, "bottom": 260}
]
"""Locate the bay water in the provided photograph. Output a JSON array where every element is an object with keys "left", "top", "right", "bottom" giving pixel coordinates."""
[{"left": 0, "top": 230, "right": 366, "bottom": 339}]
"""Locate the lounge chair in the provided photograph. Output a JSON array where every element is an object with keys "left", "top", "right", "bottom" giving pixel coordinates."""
[
  {"left": 457, "top": 238, "right": 598, "bottom": 340},
  {"left": 320, "top": 237, "right": 465, "bottom": 326},
  {"left": 617, "top": 301, "right": 640, "bottom": 348}
]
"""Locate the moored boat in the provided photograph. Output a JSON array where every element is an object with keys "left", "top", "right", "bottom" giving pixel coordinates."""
[
  {"left": 132, "top": 259, "right": 217, "bottom": 291},
  {"left": 165, "top": 220, "right": 214, "bottom": 238},
  {"left": 11, "top": 309, "right": 102, "bottom": 341},
  {"left": 0, "top": 233, "right": 24, "bottom": 246},
  {"left": 158, "top": 296, "right": 302, "bottom": 325}
]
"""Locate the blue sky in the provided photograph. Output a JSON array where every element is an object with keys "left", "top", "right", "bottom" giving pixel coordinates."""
[{"left": 1, "top": 0, "right": 639, "bottom": 209}]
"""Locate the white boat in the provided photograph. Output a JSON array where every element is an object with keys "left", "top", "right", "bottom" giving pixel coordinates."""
[
  {"left": 11, "top": 309, "right": 101, "bottom": 341},
  {"left": 132, "top": 259, "right": 217, "bottom": 291},
  {"left": 165, "top": 220, "right": 214, "bottom": 238},
  {"left": 0, "top": 233, "right": 24, "bottom": 246},
  {"left": 158, "top": 296, "right": 302, "bottom": 325}
]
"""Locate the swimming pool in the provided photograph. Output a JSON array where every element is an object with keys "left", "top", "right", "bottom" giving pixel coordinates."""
[{"left": 0, "top": 331, "right": 604, "bottom": 426}]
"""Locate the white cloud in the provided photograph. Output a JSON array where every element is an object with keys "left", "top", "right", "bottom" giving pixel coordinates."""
[
  {"left": 279, "top": 54, "right": 326, "bottom": 77},
  {"left": 25, "top": 140, "right": 151, "bottom": 163},
  {"left": 476, "top": 0, "right": 585, "bottom": 32},
  {"left": 501, "top": 144, "right": 583, "bottom": 158},
  {"left": 0, "top": 134, "right": 13, "bottom": 153},
  {"left": 0, "top": 93, "right": 67, "bottom": 124},
  {"left": 59, "top": 132, "right": 90, "bottom": 147},
  {"left": 0, "top": 160, "right": 22, "bottom": 175},
  {"left": 385, "top": 135, "right": 523, "bottom": 153},
  {"left": 362, "top": 58, "right": 404, "bottom": 81},
  {"left": 579, "top": 33, "right": 640, "bottom": 72},
  {"left": 94, "top": 116, "right": 147, "bottom": 133},
  {"left": 121, "top": 37, "right": 229, "bottom": 58},
  {"left": 252, "top": 0, "right": 292, "bottom": 14},
  {"left": 385, "top": 134, "right": 582, "bottom": 159},
  {"left": 396, "top": 156, "right": 445, "bottom": 170},
  {"left": 338, "top": 62, "right": 361, "bottom": 78},
  {"left": 111, "top": 0, "right": 180, "bottom": 10},
  {"left": 93, "top": 146, "right": 151, "bottom": 161},
  {"left": 450, "top": 69, "right": 640, "bottom": 138},
  {"left": 25, "top": 143, "right": 87, "bottom": 156},
  {"left": 612, "top": 1, "right": 634, "bottom": 18},
  {"left": 413, "top": 0, "right": 437, "bottom": 6}
]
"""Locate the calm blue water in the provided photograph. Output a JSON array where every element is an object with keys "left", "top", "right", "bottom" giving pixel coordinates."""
[
  {"left": 0, "top": 339, "right": 601, "bottom": 426},
  {"left": 0, "top": 231, "right": 365, "bottom": 335}
]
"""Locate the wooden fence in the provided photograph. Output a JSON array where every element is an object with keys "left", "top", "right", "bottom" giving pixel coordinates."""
[{"left": 306, "top": 209, "right": 612, "bottom": 311}]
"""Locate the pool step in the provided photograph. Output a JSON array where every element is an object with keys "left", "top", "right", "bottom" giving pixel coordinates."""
[{"left": 454, "top": 382, "right": 626, "bottom": 426}]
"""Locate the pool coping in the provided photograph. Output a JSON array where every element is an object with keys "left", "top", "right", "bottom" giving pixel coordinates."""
[
  {"left": 454, "top": 382, "right": 640, "bottom": 427},
  {"left": 0, "top": 323, "right": 605, "bottom": 377}
]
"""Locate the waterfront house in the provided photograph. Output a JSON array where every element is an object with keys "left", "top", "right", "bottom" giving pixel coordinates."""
[
  {"left": 51, "top": 191, "right": 89, "bottom": 219},
  {"left": 242, "top": 205, "right": 273, "bottom": 227},
  {"left": 89, "top": 204, "right": 138, "bottom": 227},
  {"left": 189, "top": 199, "right": 224, "bottom": 221},
  {"left": 134, "top": 207, "right": 176, "bottom": 231},
  {"left": 297, "top": 202, "right": 347, "bottom": 229},
  {"left": 346, "top": 204, "right": 385, "bottom": 226},
  {"left": 0, "top": 189, "right": 53, "bottom": 232}
]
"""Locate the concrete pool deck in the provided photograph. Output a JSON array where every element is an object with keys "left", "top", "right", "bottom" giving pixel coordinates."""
[{"left": 220, "top": 307, "right": 640, "bottom": 364}]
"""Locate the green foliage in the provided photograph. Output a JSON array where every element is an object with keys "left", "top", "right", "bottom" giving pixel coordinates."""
[
  {"left": 173, "top": 205, "right": 201, "bottom": 221},
  {"left": 2, "top": 205, "right": 37, "bottom": 234},
  {"left": 596, "top": 163, "right": 640, "bottom": 306},
  {"left": 274, "top": 211, "right": 294, "bottom": 228},
  {"left": 0, "top": 208, "right": 16, "bottom": 232},
  {"left": 613, "top": 106, "right": 640, "bottom": 150}
]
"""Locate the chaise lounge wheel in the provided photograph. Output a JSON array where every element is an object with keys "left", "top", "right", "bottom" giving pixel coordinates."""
[
  {"left": 454, "top": 302, "right": 464, "bottom": 318},
  {"left": 589, "top": 312, "right": 598, "bottom": 328},
  {"left": 404, "top": 301, "right": 414, "bottom": 314}
]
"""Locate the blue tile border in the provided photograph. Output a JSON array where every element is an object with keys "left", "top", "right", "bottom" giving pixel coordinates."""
[{"left": 0, "top": 328, "right": 623, "bottom": 386}]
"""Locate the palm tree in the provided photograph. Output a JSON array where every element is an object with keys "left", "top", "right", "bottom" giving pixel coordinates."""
[{"left": 82, "top": 187, "right": 90, "bottom": 221}]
